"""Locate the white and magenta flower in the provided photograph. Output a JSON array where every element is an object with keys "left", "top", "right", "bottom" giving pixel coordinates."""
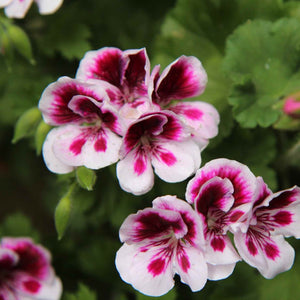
[
  {"left": 115, "top": 195, "right": 208, "bottom": 296},
  {"left": 185, "top": 159, "right": 258, "bottom": 279},
  {"left": 39, "top": 76, "right": 123, "bottom": 174},
  {"left": 0, "top": 0, "right": 63, "bottom": 18},
  {"left": 0, "top": 237, "right": 62, "bottom": 300},
  {"left": 76, "top": 47, "right": 157, "bottom": 125},
  {"left": 234, "top": 177, "right": 300, "bottom": 278},
  {"left": 150, "top": 56, "right": 207, "bottom": 107},
  {"left": 116, "top": 110, "right": 201, "bottom": 195},
  {"left": 169, "top": 101, "right": 219, "bottom": 150},
  {"left": 150, "top": 56, "right": 219, "bottom": 149}
]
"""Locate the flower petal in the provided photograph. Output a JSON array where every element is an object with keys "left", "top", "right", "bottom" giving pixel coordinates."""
[
  {"left": 119, "top": 207, "right": 187, "bottom": 243},
  {"left": 13, "top": 273, "right": 62, "bottom": 300},
  {"left": 205, "top": 234, "right": 240, "bottom": 266},
  {"left": 51, "top": 125, "right": 87, "bottom": 167},
  {"left": 234, "top": 230, "right": 295, "bottom": 279},
  {"left": 117, "top": 147, "right": 154, "bottom": 195},
  {"left": 76, "top": 47, "right": 123, "bottom": 86},
  {"left": 0, "top": 248, "right": 19, "bottom": 269},
  {"left": 195, "top": 177, "right": 235, "bottom": 215},
  {"left": 175, "top": 243, "right": 207, "bottom": 292},
  {"left": 1, "top": 238, "right": 52, "bottom": 282},
  {"left": 154, "top": 56, "right": 207, "bottom": 106},
  {"left": 0, "top": 0, "right": 13, "bottom": 7},
  {"left": 207, "top": 262, "right": 236, "bottom": 280},
  {"left": 4, "top": 0, "right": 32, "bottom": 18},
  {"left": 267, "top": 186, "right": 300, "bottom": 238},
  {"left": 42, "top": 127, "right": 75, "bottom": 174},
  {"left": 82, "top": 127, "right": 122, "bottom": 169},
  {"left": 115, "top": 242, "right": 175, "bottom": 297},
  {"left": 153, "top": 195, "right": 205, "bottom": 248},
  {"left": 152, "top": 140, "right": 201, "bottom": 183},
  {"left": 36, "top": 0, "right": 63, "bottom": 14},
  {"left": 38, "top": 77, "right": 107, "bottom": 126},
  {"left": 169, "top": 101, "right": 220, "bottom": 149},
  {"left": 186, "top": 159, "right": 257, "bottom": 210},
  {"left": 122, "top": 48, "right": 150, "bottom": 98},
  {"left": 0, "top": 288, "right": 17, "bottom": 300}
]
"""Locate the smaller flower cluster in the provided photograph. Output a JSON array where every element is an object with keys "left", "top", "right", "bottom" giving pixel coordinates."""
[
  {"left": 0, "top": 0, "right": 63, "bottom": 18},
  {"left": 39, "top": 47, "right": 219, "bottom": 195},
  {"left": 115, "top": 158, "right": 300, "bottom": 296},
  {"left": 0, "top": 237, "right": 62, "bottom": 300}
]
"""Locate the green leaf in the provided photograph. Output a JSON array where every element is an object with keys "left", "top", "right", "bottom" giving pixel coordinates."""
[
  {"left": 34, "top": 120, "right": 52, "bottom": 155},
  {"left": 55, "top": 184, "right": 76, "bottom": 240},
  {"left": 12, "top": 107, "right": 41, "bottom": 143},
  {"left": 224, "top": 18, "right": 300, "bottom": 128},
  {"left": 38, "top": 16, "right": 91, "bottom": 60},
  {"left": 76, "top": 167, "right": 97, "bottom": 191},
  {"left": 6, "top": 24, "right": 35, "bottom": 64},
  {"left": 64, "top": 283, "right": 97, "bottom": 300}
]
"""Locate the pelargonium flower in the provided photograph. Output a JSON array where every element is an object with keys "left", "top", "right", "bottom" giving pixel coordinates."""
[
  {"left": 0, "top": 237, "right": 62, "bottom": 300},
  {"left": 150, "top": 57, "right": 219, "bottom": 150},
  {"left": 116, "top": 110, "right": 201, "bottom": 195},
  {"left": 76, "top": 47, "right": 157, "bottom": 125},
  {"left": 150, "top": 56, "right": 207, "bottom": 107},
  {"left": 39, "top": 76, "right": 123, "bottom": 174},
  {"left": 234, "top": 177, "right": 300, "bottom": 278},
  {"left": 115, "top": 195, "right": 208, "bottom": 296},
  {"left": 169, "top": 101, "right": 219, "bottom": 150},
  {"left": 185, "top": 159, "right": 258, "bottom": 279},
  {"left": 0, "top": 0, "right": 63, "bottom": 18}
]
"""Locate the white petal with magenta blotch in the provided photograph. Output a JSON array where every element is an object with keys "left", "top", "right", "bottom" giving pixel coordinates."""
[
  {"left": 205, "top": 234, "right": 240, "bottom": 266},
  {"left": 51, "top": 125, "right": 87, "bottom": 167},
  {"left": 83, "top": 128, "right": 122, "bottom": 169},
  {"left": 174, "top": 244, "right": 208, "bottom": 292},
  {"left": 152, "top": 140, "right": 201, "bottom": 183},
  {"left": 234, "top": 230, "right": 295, "bottom": 279},
  {"left": 13, "top": 273, "right": 62, "bottom": 300},
  {"left": 155, "top": 56, "right": 207, "bottom": 105},
  {"left": 115, "top": 242, "right": 175, "bottom": 297},
  {"left": 117, "top": 148, "right": 154, "bottom": 195}
]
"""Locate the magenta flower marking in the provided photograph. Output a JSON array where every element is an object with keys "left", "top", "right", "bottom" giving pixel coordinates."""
[
  {"left": 39, "top": 77, "right": 123, "bottom": 174},
  {"left": 0, "top": 237, "right": 62, "bottom": 300},
  {"left": 234, "top": 177, "right": 300, "bottom": 279},
  {"left": 76, "top": 47, "right": 157, "bottom": 125},
  {"left": 115, "top": 195, "right": 208, "bottom": 296},
  {"left": 169, "top": 102, "right": 220, "bottom": 150},
  {"left": 0, "top": 0, "right": 63, "bottom": 18},
  {"left": 151, "top": 56, "right": 207, "bottom": 107},
  {"left": 185, "top": 159, "right": 260, "bottom": 279},
  {"left": 117, "top": 110, "right": 201, "bottom": 195}
]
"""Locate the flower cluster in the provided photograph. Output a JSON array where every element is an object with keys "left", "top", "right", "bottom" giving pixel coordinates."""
[
  {"left": 0, "top": 237, "right": 62, "bottom": 300},
  {"left": 39, "top": 47, "right": 219, "bottom": 195},
  {"left": 0, "top": 0, "right": 63, "bottom": 18},
  {"left": 115, "top": 158, "right": 300, "bottom": 296}
]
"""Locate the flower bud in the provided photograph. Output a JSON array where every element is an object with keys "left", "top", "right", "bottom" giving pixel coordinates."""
[{"left": 283, "top": 93, "right": 300, "bottom": 119}]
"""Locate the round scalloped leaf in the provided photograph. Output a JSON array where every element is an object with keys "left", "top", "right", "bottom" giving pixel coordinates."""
[{"left": 224, "top": 18, "right": 300, "bottom": 128}]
